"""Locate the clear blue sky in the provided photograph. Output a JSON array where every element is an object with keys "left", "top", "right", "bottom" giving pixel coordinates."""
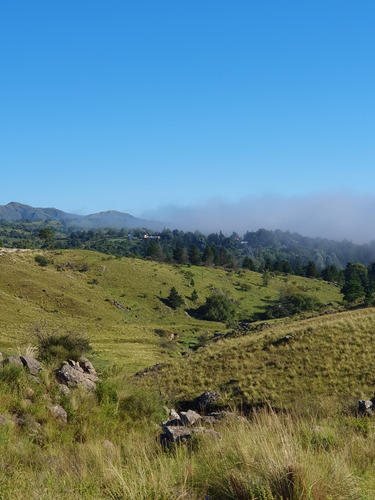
[{"left": 1, "top": 1, "right": 375, "bottom": 237}]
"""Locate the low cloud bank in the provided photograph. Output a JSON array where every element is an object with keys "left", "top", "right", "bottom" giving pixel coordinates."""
[{"left": 141, "top": 192, "right": 375, "bottom": 243}]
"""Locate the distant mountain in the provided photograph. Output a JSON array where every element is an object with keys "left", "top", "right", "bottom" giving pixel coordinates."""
[{"left": 0, "top": 202, "right": 164, "bottom": 231}]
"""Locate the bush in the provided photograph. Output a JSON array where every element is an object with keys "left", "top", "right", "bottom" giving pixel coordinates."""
[
  {"left": 35, "top": 254, "right": 49, "bottom": 267},
  {"left": 197, "top": 294, "right": 236, "bottom": 322},
  {"left": 96, "top": 380, "right": 118, "bottom": 405},
  {"left": 256, "top": 287, "right": 321, "bottom": 320},
  {"left": 35, "top": 328, "right": 91, "bottom": 363}
]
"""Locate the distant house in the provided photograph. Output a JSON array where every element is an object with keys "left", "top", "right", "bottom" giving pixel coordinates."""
[{"left": 143, "top": 234, "right": 160, "bottom": 240}]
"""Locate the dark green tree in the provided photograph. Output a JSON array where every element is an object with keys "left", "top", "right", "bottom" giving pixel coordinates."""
[
  {"left": 219, "top": 247, "right": 232, "bottom": 267},
  {"left": 166, "top": 287, "right": 184, "bottom": 309},
  {"left": 321, "top": 264, "right": 340, "bottom": 283},
  {"left": 304, "top": 261, "right": 319, "bottom": 278},
  {"left": 190, "top": 289, "right": 199, "bottom": 302},
  {"left": 262, "top": 270, "right": 271, "bottom": 287},
  {"left": 188, "top": 245, "right": 201, "bottom": 265},
  {"left": 146, "top": 241, "right": 159, "bottom": 260},
  {"left": 203, "top": 245, "right": 214, "bottom": 266},
  {"left": 197, "top": 294, "right": 235, "bottom": 322},
  {"left": 173, "top": 243, "right": 184, "bottom": 264},
  {"left": 341, "top": 280, "right": 366, "bottom": 303},
  {"left": 38, "top": 227, "right": 55, "bottom": 249},
  {"left": 294, "top": 261, "right": 303, "bottom": 276},
  {"left": 242, "top": 256, "right": 256, "bottom": 271},
  {"left": 341, "top": 262, "right": 368, "bottom": 303},
  {"left": 281, "top": 260, "right": 293, "bottom": 274}
]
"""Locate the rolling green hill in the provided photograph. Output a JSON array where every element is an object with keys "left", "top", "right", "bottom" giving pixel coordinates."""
[
  {"left": 0, "top": 248, "right": 342, "bottom": 374},
  {"left": 2, "top": 249, "right": 375, "bottom": 499}
]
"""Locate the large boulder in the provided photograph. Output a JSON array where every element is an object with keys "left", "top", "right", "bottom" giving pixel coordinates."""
[
  {"left": 20, "top": 356, "right": 42, "bottom": 376},
  {"left": 78, "top": 357, "right": 99, "bottom": 382},
  {"left": 50, "top": 405, "right": 68, "bottom": 423},
  {"left": 163, "top": 408, "right": 182, "bottom": 426},
  {"left": 180, "top": 409, "right": 201, "bottom": 426},
  {"left": 358, "top": 400, "right": 374, "bottom": 415},
  {"left": 192, "top": 427, "right": 222, "bottom": 439},
  {"left": 5, "top": 355, "right": 24, "bottom": 367},
  {"left": 198, "top": 390, "right": 222, "bottom": 409},
  {"left": 162, "top": 425, "right": 191, "bottom": 443},
  {"left": 55, "top": 361, "right": 97, "bottom": 391}
]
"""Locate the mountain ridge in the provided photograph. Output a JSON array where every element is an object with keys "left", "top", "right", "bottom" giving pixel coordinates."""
[{"left": 0, "top": 202, "right": 164, "bottom": 230}]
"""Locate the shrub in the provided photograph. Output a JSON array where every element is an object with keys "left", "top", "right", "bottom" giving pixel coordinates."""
[
  {"left": 96, "top": 380, "right": 118, "bottom": 405},
  {"left": 118, "top": 386, "right": 165, "bottom": 423},
  {"left": 197, "top": 294, "right": 236, "bottom": 322},
  {"left": 35, "top": 328, "right": 91, "bottom": 363},
  {"left": 256, "top": 286, "right": 321, "bottom": 320},
  {"left": 35, "top": 254, "right": 49, "bottom": 267}
]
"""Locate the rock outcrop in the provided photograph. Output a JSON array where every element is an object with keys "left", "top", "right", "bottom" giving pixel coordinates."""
[
  {"left": 197, "top": 390, "right": 222, "bottom": 409},
  {"left": 55, "top": 359, "right": 99, "bottom": 391},
  {"left": 50, "top": 405, "right": 68, "bottom": 423},
  {"left": 160, "top": 404, "right": 225, "bottom": 445},
  {"left": 358, "top": 398, "right": 375, "bottom": 415},
  {"left": 20, "top": 356, "right": 42, "bottom": 376}
]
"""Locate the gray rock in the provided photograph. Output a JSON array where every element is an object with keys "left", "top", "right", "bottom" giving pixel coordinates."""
[
  {"left": 358, "top": 400, "right": 374, "bottom": 415},
  {"left": 55, "top": 362, "right": 96, "bottom": 391},
  {"left": 29, "top": 375, "right": 40, "bottom": 384},
  {"left": 163, "top": 425, "right": 191, "bottom": 443},
  {"left": 6, "top": 355, "right": 23, "bottom": 367},
  {"left": 20, "top": 356, "right": 42, "bottom": 376},
  {"left": 210, "top": 411, "right": 235, "bottom": 420},
  {"left": 68, "top": 359, "right": 84, "bottom": 372},
  {"left": 202, "top": 415, "right": 218, "bottom": 425},
  {"left": 50, "top": 405, "right": 68, "bottom": 423},
  {"left": 0, "top": 415, "right": 5, "bottom": 425},
  {"left": 180, "top": 410, "right": 201, "bottom": 426},
  {"left": 79, "top": 356, "right": 97, "bottom": 375},
  {"left": 163, "top": 408, "right": 182, "bottom": 426},
  {"left": 192, "top": 427, "right": 222, "bottom": 439},
  {"left": 58, "top": 383, "right": 70, "bottom": 395},
  {"left": 209, "top": 411, "right": 247, "bottom": 423},
  {"left": 198, "top": 390, "right": 222, "bottom": 408}
]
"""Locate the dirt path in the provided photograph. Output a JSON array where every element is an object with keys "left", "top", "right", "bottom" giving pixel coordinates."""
[{"left": 0, "top": 248, "right": 33, "bottom": 255}]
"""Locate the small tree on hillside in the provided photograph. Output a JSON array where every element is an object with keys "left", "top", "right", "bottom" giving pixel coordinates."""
[
  {"left": 38, "top": 227, "right": 55, "bottom": 249},
  {"left": 243, "top": 256, "right": 256, "bottom": 271},
  {"left": 166, "top": 287, "right": 184, "bottom": 309},
  {"left": 188, "top": 245, "right": 201, "bottom": 266}
]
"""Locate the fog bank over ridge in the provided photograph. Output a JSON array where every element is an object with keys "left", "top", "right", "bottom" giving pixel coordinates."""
[{"left": 141, "top": 192, "right": 375, "bottom": 244}]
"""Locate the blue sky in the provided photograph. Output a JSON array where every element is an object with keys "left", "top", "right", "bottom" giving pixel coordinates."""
[{"left": 1, "top": 1, "right": 375, "bottom": 240}]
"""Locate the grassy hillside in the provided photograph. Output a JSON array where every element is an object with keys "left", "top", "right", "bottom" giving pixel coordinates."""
[
  {"left": 0, "top": 248, "right": 342, "bottom": 375},
  {"left": 3, "top": 249, "right": 375, "bottom": 499},
  {"left": 145, "top": 307, "right": 375, "bottom": 409}
]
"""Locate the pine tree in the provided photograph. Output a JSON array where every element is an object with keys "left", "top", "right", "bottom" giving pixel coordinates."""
[
  {"left": 188, "top": 245, "right": 201, "bottom": 265},
  {"left": 166, "top": 287, "right": 184, "bottom": 309}
]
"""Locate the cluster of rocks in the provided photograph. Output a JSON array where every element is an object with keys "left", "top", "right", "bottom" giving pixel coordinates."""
[
  {"left": 358, "top": 394, "right": 375, "bottom": 415},
  {"left": 1, "top": 354, "right": 42, "bottom": 376},
  {"left": 160, "top": 391, "right": 240, "bottom": 444},
  {"left": 0, "top": 353, "right": 99, "bottom": 427},
  {"left": 55, "top": 357, "right": 100, "bottom": 392}
]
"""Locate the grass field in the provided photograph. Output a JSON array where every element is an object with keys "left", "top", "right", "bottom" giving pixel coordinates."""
[
  {"left": 4, "top": 249, "right": 375, "bottom": 499},
  {"left": 0, "top": 248, "right": 342, "bottom": 374}
]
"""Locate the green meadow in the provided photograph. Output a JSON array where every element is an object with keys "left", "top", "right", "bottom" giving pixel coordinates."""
[{"left": 3, "top": 249, "right": 375, "bottom": 499}]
